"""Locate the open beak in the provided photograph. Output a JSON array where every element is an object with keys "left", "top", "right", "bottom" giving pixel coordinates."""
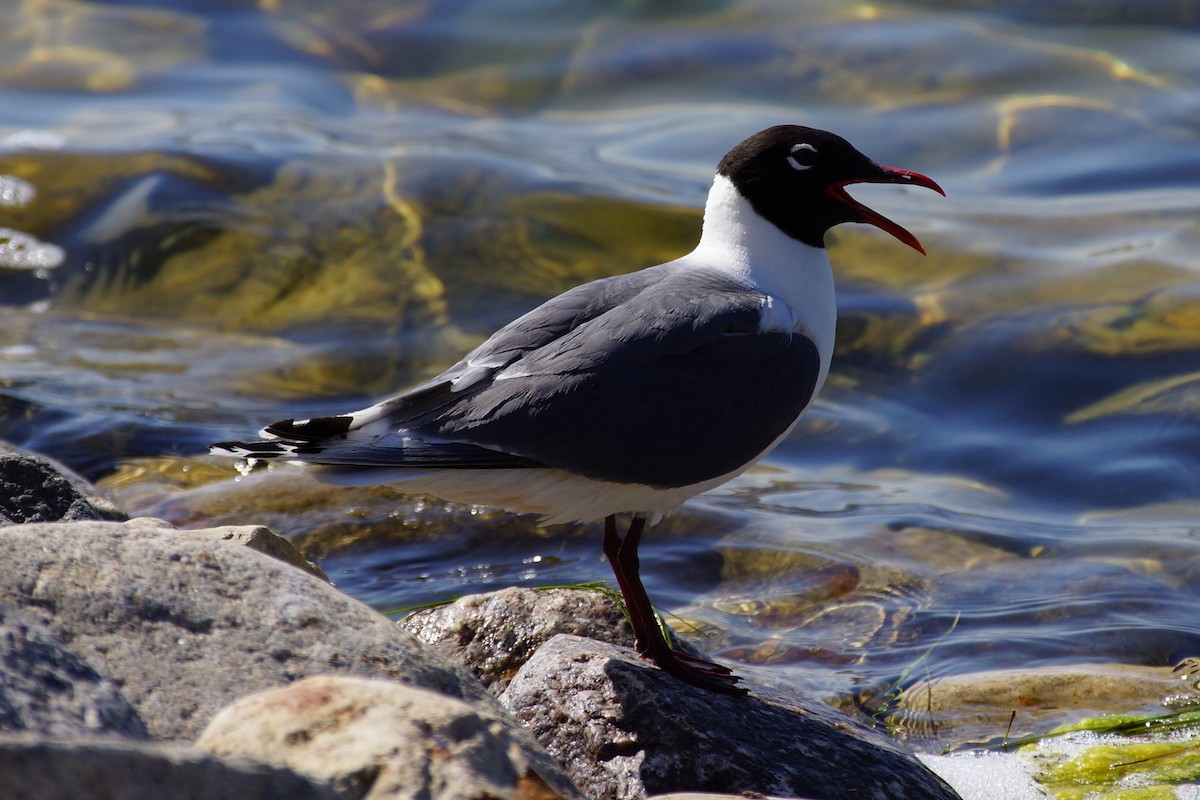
[{"left": 826, "top": 166, "right": 945, "bottom": 255}]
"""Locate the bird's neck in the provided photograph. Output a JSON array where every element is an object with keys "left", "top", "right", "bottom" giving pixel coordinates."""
[
  {"left": 692, "top": 175, "right": 832, "bottom": 294},
  {"left": 686, "top": 174, "right": 837, "bottom": 383},
  {"left": 694, "top": 173, "right": 834, "bottom": 303}
]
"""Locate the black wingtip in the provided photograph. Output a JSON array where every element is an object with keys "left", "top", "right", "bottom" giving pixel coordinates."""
[
  {"left": 210, "top": 440, "right": 293, "bottom": 458},
  {"left": 264, "top": 415, "right": 353, "bottom": 441}
]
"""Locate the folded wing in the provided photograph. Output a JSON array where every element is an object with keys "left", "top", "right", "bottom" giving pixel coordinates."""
[{"left": 214, "top": 266, "right": 822, "bottom": 489}]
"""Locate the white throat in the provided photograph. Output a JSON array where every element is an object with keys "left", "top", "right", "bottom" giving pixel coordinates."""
[{"left": 684, "top": 174, "right": 837, "bottom": 384}]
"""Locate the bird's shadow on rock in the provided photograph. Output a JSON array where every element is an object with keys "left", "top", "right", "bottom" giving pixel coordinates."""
[{"left": 601, "top": 652, "right": 961, "bottom": 800}]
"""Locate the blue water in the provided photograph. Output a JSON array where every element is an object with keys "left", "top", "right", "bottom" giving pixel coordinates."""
[{"left": 3, "top": 0, "right": 1200, "bottom": 749}]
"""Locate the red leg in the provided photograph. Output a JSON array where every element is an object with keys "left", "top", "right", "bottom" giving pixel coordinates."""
[
  {"left": 602, "top": 514, "right": 745, "bottom": 695},
  {"left": 603, "top": 515, "right": 658, "bottom": 650}
]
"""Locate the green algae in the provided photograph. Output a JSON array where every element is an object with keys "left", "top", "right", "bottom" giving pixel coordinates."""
[
  {"left": 1014, "top": 708, "right": 1200, "bottom": 799},
  {"left": 1039, "top": 740, "right": 1200, "bottom": 797}
]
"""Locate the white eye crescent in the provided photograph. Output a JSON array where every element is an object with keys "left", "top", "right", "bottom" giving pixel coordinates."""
[{"left": 787, "top": 143, "right": 817, "bottom": 171}]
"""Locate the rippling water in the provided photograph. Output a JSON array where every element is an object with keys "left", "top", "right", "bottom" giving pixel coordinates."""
[{"left": 3, "top": 0, "right": 1200, "bottom": 752}]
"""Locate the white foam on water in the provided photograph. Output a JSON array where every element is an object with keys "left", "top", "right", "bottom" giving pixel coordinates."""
[{"left": 919, "top": 751, "right": 1049, "bottom": 800}]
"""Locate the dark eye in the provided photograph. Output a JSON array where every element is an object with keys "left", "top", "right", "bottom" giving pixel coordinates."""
[{"left": 787, "top": 143, "right": 818, "bottom": 171}]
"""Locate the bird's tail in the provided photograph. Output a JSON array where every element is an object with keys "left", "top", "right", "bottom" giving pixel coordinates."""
[{"left": 209, "top": 440, "right": 302, "bottom": 460}]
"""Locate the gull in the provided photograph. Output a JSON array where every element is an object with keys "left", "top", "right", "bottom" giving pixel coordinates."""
[{"left": 213, "top": 125, "right": 944, "bottom": 694}]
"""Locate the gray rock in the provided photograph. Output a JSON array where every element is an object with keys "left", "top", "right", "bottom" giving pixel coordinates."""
[
  {"left": 0, "top": 734, "right": 339, "bottom": 800},
  {"left": 651, "top": 795, "right": 823, "bottom": 800},
  {"left": 185, "top": 523, "right": 330, "bottom": 583},
  {"left": 0, "top": 520, "right": 497, "bottom": 741},
  {"left": 401, "top": 587, "right": 632, "bottom": 693},
  {"left": 0, "top": 607, "right": 148, "bottom": 739},
  {"left": 499, "top": 635, "right": 961, "bottom": 800},
  {"left": 0, "top": 446, "right": 126, "bottom": 525},
  {"left": 197, "top": 675, "right": 582, "bottom": 800}
]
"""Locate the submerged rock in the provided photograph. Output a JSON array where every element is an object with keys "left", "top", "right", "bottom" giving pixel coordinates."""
[
  {"left": 0, "top": 1, "right": 203, "bottom": 94},
  {"left": 499, "top": 634, "right": 962, "bottom": 800},
  {"left": 197, "top": 675, "right": 582, "bottom": 800},
  {"left": 890, "top": 663, "right": 1187, "bottom": 749}
]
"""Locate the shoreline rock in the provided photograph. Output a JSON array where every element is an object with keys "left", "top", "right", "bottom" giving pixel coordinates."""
[
  {"left": 197, "top": 675, "right": 579, "bottom": 800},
  {"left": 0, "top": 444, "right": 127, "bottom": 525},
  {"left": 0, "top": 517, "right": 581, "bottom": 800},
  {"left": 0, "top": 443, "right": 963, "bottom": 800},
  {"left": 401, "top": 585, "right": 634, "bottom": 694},
  {"left": 0, "top": 734, "right": 340, "bottom": 800},
  {"left": 0, "top": 519, "right": 500, "bottom": 738},
  {"left": 500, "top": 634, "right": 960, "bottom": 800},
  {"left": 0, "top": 606, "right": 149, "bottom": 740}
]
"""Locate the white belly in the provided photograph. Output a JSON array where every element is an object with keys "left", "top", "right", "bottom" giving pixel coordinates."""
[{"left": 312, "top": 415, "right": 806, "bottom": 525}]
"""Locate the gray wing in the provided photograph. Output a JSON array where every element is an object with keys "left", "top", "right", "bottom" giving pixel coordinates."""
[
  {"left": 256, "top": 266, "right": 822, "bottom": 488},
  {"left": 409, "top": 267, "right": 821, "bottom": 487},
  {"left": 262, "top": 267, "right": 665, "bottom": 441}
]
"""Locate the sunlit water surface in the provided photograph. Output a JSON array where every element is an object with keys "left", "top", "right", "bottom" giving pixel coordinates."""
[{"left": 3, "top": 0, "right": 1200, "bottom": 751}]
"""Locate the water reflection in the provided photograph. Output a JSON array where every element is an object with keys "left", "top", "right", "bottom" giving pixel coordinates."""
[{"left": 1, "top": 0, "right": 1199, "bottom": 750}]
